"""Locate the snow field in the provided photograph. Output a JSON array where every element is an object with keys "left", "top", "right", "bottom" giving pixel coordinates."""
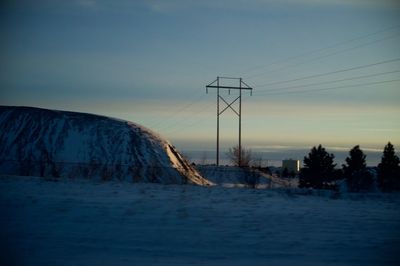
[{"left": 0, "top": 176, "right": 399, "bottom": 266}]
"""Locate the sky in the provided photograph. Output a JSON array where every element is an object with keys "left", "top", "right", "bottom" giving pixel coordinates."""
[{"left": 1, "top": 0, "right": 400, "bottom": 165}]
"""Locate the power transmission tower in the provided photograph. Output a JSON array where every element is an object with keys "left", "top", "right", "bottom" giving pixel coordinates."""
[{"left": 206, "top": 77, "right": 253, "bottom": 166}]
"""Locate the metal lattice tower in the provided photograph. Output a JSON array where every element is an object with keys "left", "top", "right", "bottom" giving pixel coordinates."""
[{"left": 206, "top": 77, "right": 253, "bottom": 166}]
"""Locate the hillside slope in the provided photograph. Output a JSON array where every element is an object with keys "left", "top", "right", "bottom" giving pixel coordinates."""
[{"left": 0, "top": 106, "right": 211, "bottom": 185}]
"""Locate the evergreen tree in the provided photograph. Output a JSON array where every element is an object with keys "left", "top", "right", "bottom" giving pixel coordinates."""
[
  {"left": 378, "top": 142, "right": 400, "bottom": 191},
  {"left": 342, "top": 145, "right": 373, "bottom": 192},
  {"left": 299, "top": 145, "right": 336, "bottom": 189},
  {"left": 282, "top": 167, "right": 289, "bottom": 178}
]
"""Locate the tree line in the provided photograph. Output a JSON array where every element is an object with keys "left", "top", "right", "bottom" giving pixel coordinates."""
[
  {"left": 299, "top": 142, "right": 400, "bottom": 192},
  {"left": 226, "top": 142, "right": 400, "bottom": 192}
]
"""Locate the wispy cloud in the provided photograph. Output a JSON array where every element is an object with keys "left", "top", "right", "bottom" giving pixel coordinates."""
[
  {"left": 144, "top": 0, "right": 400, "bottom": 13},
  {"left": 5, "top": 0, "right": 397, "bottom": 14}
]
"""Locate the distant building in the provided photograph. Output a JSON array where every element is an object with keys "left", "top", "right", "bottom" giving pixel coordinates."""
[{"left": 282, "top": 159, "right": 300, "bottom": 173}]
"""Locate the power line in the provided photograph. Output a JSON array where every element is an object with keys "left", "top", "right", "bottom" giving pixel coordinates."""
[
  {"left": 257, "top": 78, "right": 400, "bottom": 96},
  {"left": 145, "top": 92, "right": 205, "bottom": 129},
  {"left": 143, "top": 26, "right": 400, "bottom": 142},
  {"left": 240, "top": 25, "right": 400, "bottom": 79},
  {"left": 158, "top": 82, "right": 254, "bottom": 135},
  {"left": 145, "top": 27, "right": 400, "bottom": 129},
  {"left": 255, "top": 70, "right": 400, "bottom": 94},
  {"left": 254, "top": 57, "right": 400, "bottom": 88},
  {"left": 162, "top": 115, "right": 208, "bottom": 137},
  {"left": 246, "top": 33, "right": 400, "bottom": 80},
  {"left": 159, "top": 101, "right": 215, "bottom": 135},
  {"left": 158, "top": 101, "right": 214, "bottom": 132},
  {"left": 153, "top": 63, "right": 400, "bottom": 140}
]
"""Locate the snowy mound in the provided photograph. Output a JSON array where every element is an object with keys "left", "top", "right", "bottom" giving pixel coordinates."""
[{"left": 0, "top": 106, "right": 212, "bottom": 185}]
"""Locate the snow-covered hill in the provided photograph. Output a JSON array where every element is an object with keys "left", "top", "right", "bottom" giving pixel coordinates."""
[{"left": 0, "top": 106, "right": 212, "bottom": 185}]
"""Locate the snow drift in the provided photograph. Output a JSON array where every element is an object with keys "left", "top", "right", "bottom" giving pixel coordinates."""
[
  {"left": 0, "top": 106, "right": 211, "bottom": 185},
  {"left": 197, "top": 165, "right": 298, "bottom": 188}
]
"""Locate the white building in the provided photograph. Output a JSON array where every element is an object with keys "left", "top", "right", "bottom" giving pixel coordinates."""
[{"left": 282, "top": 159, "right": 300, "bottom": 173}]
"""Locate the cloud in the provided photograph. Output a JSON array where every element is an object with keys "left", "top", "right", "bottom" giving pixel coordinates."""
[
  {"left": 4, "top": 0, "right": 397, "bottom": 14},
  {"left": 144, "top": 0, "right": 400, "bottom": 13}
]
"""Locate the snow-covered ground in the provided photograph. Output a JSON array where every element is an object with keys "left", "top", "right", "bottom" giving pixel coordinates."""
[
  {"left": 1, "top": 175, "right": 400, "bottom": 266},
  {"left": 196, "top": 165, "right": 298, "bottom": 188}
]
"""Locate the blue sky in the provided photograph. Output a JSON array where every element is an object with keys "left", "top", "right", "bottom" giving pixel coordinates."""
[{"left": 1, "top": 0, "right": 400, "bottom": 163}]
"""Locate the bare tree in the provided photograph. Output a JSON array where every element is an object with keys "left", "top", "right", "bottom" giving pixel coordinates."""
[{"left": 227, "top": 145, "right": 252, "bottom": 167}]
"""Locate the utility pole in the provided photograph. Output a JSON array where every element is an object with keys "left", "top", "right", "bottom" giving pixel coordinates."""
[{"left": 206, "top": 77, "right": 253, "bottom": 166}]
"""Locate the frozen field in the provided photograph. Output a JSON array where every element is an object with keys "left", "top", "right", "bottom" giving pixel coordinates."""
[{"left": 1, "top": 176, "right": 399, "bottom": 266}]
